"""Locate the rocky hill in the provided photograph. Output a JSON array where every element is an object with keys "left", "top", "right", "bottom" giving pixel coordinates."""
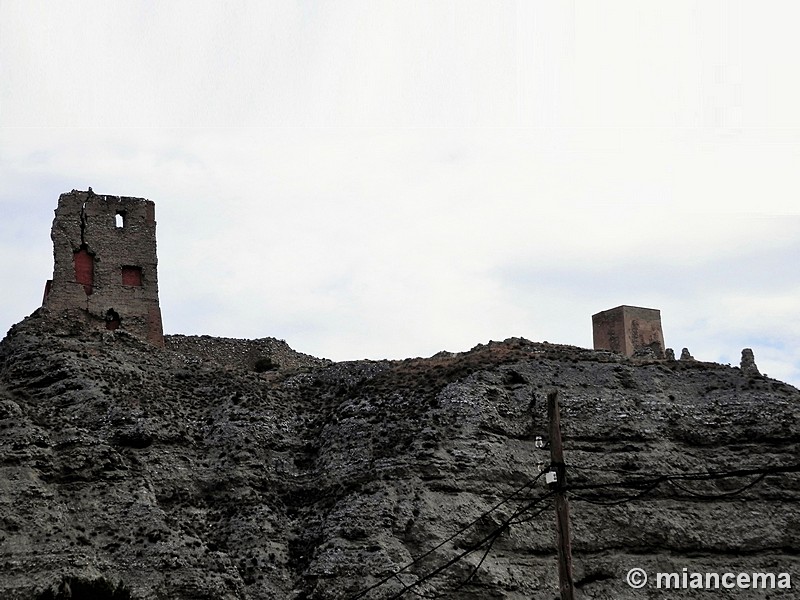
[{"left": 1, "top": 310, "right": 798, "bottom": 599}]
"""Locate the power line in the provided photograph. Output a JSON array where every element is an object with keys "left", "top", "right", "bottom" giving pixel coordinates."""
[
  {"left": 507, "top": 502, "right": 552, "bottom": 526},
  {"left": 402, "top": 528, "right": 504, "bottom": 600},
  {"left": 568, "top": 463, "right": 800, "bottom": 505},
  {"left": 347, "top": 471, "right": 546, "bottom": 600},
  {"left": 669, "top": 473, "right": 767, "bottom": 499},
  {"left": 422, "top": 501, "right": 555, "bottom": 599},
  {"left": 571, "top": 463, "right": 800, "bottom": 490},
  {"left": 348, "top": 462, "right": 800, "bottom": 599},
  {"left": 568, "top": 479, "right": 662, "bottom": 506},
  {"left": 383, "top": 489, "right": 557, "bottom": 600}
]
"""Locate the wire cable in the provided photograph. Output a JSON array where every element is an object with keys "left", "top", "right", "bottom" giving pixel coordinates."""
[
  {"left": 347, "top": 471, "right": 546, "bottom": 600},
  {"left": 399, "top": 464, "right": 800, "bottom": 597},
  {"left": 507, "top": 503, "right": 551, "bottom": 526},
  {"left": 350, "top": 462, "right": 800, "bottom": 599},
  {"left": 441, "top": 527, "right": 502, "bottom": 597},
  {"left": 568, "top": 463, "right": 800, "bottom": 505},
  {"left": 668, "top": 472, "right": 767, "bottom": 499},
  {"left": 383, "top": 489, "right": 557, "bottom": 600},
  {"left": 568, "top": 479, "right": 663, "bottom": 506}
]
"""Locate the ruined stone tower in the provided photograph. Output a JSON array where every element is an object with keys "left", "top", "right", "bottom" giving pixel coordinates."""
[
  {"left": 592, "top": 305, "right": 664, "bottom": 357},
  {"left": 42, "top": 190, "right": 164, "bottom": 346}
]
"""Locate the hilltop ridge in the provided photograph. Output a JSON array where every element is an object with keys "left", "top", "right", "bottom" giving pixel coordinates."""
[{"left": 0, "top": 312, "right": 798, "bottom": 599}]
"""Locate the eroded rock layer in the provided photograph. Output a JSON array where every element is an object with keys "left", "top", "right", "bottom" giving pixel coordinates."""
[{"left": 1, "top": 312, "right": 798, "bottom": 599}]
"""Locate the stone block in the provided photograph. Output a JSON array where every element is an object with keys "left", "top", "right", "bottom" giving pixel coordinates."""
[{"left": 592, "top": 305, "right": 665, "bottom": 357}]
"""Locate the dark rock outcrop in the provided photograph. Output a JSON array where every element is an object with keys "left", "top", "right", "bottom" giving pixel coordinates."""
[
  {"left": 741, "top": 348, "right": 761, "bottom": 378},
  {"left": 1, "top": 313, "right": 798, "bottom": 599}
]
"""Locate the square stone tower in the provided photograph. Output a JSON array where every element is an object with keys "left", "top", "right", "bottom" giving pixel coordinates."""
[
  {"left": 42, "top": 190, "right": 164, "bottom": 346},
  {"left": 592, "top": 305, "right": 664, "bottom": 357}
]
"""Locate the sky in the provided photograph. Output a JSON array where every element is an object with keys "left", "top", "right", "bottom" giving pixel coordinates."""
[{"left": 1, "top": 1, "right": 799, "bottom": 387}]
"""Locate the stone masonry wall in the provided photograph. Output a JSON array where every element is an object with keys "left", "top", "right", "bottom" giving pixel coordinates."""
[
  {"left": 592, "top": 305, "right": 664, "bottom": 357},
  {"left": 42, "top": 190, "right": 164, "bottom": 346},
  {"left": 164, "top": 334, "right": 328, "bottom": 371},
  {"left": 591, "top": 306, "right": 627, "bottom": 354}
]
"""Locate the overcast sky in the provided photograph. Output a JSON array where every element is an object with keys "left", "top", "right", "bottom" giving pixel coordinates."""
[{"left": 2, "top": 1, "right": 799, "bottom": 387}]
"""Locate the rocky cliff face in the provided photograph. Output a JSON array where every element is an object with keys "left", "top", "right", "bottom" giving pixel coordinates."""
[{"left": 1, "top": 311, "right": 798, "bottom": 600}]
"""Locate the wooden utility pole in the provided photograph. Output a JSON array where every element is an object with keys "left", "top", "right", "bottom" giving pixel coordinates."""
[{"left": 548, "top": 390, "right": 575, "bottom": 600}]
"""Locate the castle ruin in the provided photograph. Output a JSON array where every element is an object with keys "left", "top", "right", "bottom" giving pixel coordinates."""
[
  {"left": 42, "top": 190, "right": 164, "bottom": 346},
  {"left": 592, "top": 305, "right": 665, "bottom": 357}
]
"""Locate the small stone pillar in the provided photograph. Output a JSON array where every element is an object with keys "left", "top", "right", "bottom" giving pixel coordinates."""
[{"left": 740, "top": 348, "right": 761, "bottom": 377}]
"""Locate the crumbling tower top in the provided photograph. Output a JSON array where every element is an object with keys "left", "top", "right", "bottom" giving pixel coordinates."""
[
  {"left": 42, "top": 189, "right": 164, "bottom": 346},
  {"left": 592, "top": 305, "right": 664, "bottom": 358}
]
